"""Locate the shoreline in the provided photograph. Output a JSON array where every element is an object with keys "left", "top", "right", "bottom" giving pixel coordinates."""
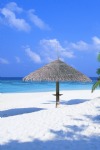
[
  {"left": 0, "top": 89, "right": 99, "bottom": 94},
  {"left": 0, "top": 90, "right": 100, "bottom": 104}
]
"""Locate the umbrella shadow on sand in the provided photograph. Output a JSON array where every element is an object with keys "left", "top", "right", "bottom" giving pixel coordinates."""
[
  {"left": 0, "top": 107, "right": 44, "bottom": 118},
  {"left": 61, "top": 99, "right": 90, "bottom": 105},
  {"left": 42, "top": 99, "right": 90, "bottom": 105}
]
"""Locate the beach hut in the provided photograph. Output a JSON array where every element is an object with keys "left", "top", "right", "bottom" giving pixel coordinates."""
[{"left": 23, "top": 59, "right": 91, "bottom": 107}]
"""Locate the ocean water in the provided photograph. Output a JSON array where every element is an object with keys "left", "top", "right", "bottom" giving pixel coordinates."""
[{"left": 0, "top": 77, "right": 98, "bottom": 93}]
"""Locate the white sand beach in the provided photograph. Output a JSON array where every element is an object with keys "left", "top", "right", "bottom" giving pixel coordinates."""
[{"left": 0, "top": 90, "right": 100, "bottom": 150}]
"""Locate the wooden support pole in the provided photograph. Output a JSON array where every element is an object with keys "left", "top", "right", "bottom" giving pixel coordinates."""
[
  {"left": 56, "top": 81, "right": 59, "bottom": 108},
  {"left": 53, "top": 81, "right": 63, "bottom": 108}
]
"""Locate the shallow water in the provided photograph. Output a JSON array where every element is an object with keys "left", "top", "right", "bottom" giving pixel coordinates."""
[{"left": 0, "top": 77, "right": 97, "bottom": 93}]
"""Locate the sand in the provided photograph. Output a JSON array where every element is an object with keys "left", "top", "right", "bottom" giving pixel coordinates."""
[{"left": 0, "top": 90, "right": 100, "bottom": 150}]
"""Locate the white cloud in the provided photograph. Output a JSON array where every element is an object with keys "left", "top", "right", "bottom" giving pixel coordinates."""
[
  {"left": 28, "top": 9, "right": 50, "bottom": 30},
  {"left": 92, "top": 36, "right": 100, "bottom": 50},
  {"left": 92, "top": 36, "right": 100, "bottom": 45},
  {"left": 1, "top": 8, "right": 30, "bottom": 31},
  {"left": 0, "top": 57, "right": 9, "bottom": 64},
  {"left": 0, "top": 2, "right": 50, "bottom": 31},
  {"left": 6, "top": 2, "right": 23, "bottom": 13},
  {"left": 23, "top": 36, "right": 100, "bottom": 64},
  {"left": 39, "top": 36, "right": 100, "bottom": 62},
  {"left": 0, "top": 3, "right": 30, "bottom": 31},
  {"left": 70, "top": 41, "right": 89, "bottom": 50},
  {"left": 62, "top": 51, "right": 75, "bottom": 58},
  {"left": 15, "top": 56, "right": 21, "bottom": 63},
  {"left": 40, "top": 39, "right": 75, "bottom": 62},
  {"left": 25, "top": 47, "right": 41, "bottom": 63},
  {"left": 64, "top": 36, "right": 100, "bottom": 52}
]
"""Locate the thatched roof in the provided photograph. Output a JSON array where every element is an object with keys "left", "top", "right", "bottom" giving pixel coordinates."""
[{"left": 23, "top": 59, "right": 91, "bottom": 82}]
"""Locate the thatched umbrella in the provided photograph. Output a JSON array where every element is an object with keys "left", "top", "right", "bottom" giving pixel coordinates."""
[{"left": 23, "top": 59, "right": 91, "bottom": 107}]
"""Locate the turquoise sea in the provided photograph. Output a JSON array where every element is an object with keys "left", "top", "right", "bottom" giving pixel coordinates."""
[{"left": 0, "top": 77, "right": 97, "bottom": 93}]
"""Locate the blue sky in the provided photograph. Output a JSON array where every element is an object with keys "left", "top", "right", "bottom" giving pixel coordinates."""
[{"left": 0, "top": 0, "right": 100, "bottom": 77}]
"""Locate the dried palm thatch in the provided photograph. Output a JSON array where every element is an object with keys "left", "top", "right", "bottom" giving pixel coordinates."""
[
  {"left": 23, "top": 59, "right": 91, "bottom": 108},
  {"left": 23, "top": 59, "right": 91, "bottom": 82}
]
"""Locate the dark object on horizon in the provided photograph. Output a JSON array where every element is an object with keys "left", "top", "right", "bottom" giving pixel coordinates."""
[{"left": 23, "top": 59, "right": 91, "bottom": 108}]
